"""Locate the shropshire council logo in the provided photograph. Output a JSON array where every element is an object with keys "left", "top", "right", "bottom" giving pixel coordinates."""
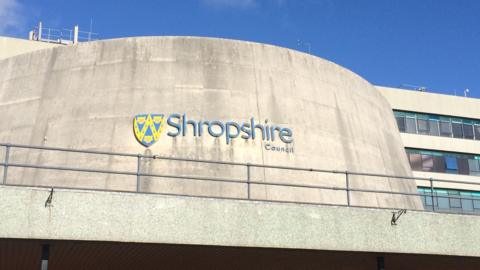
[
  {"left": 133, "top": 114, "right": 166, "bottom": 147},
  {"left": 133, "top": 113, "right": 294, "bottom": 153}
]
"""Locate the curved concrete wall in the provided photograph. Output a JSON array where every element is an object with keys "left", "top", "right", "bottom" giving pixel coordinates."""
[
  {"left": 0, "top": 36, "right": 422, "bottom": 209},
  {"left": 0, "top": 37, "right": 60, "bottom": 60}
]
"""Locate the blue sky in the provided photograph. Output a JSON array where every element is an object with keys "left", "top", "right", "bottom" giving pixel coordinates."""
[{"left": 2, "top": 0, "right": 480, "bottom": 98}]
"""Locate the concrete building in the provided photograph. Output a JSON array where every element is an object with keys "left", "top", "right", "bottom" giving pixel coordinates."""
[{"left": 0, "top": 36, "right": 479, "bottom": 269}]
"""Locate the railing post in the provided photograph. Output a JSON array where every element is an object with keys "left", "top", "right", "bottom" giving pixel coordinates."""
[
  {"left": 345, "top": 171, "right": 350, "bottom": 206},
  {"left": 73, "top": 25, "right": 79, "bottom": 44},
  {"left": 429, "top": 177, "right": 435, "bottom": 212},
  {"left": 136, "top": 154, "right": 141, "bottom": 192},
  {"left": 2, "top": 144, "right": 10, "bottom": 185},
  {"left": 246, "top": 163, "right": 251, "bottom": 199},
  {"left": 38, "top": 21, "right": 42, "bottom": 41}
]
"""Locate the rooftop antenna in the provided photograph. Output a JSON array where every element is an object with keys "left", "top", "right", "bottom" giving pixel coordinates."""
[{"left": 464, "top": 88, "right": 470, "bottom": 97}]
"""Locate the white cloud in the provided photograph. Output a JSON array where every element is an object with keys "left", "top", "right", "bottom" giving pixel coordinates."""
[
  {"left": 0, "top": 0, "right": 25, "bottom": 35},
  {"left": 201, "top": 0, "right": 258, "bottom": 9}
]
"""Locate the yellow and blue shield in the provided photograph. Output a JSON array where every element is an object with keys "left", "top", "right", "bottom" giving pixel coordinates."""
[{"left": 133, "top": 114, "right": 166, "bottom": 147}]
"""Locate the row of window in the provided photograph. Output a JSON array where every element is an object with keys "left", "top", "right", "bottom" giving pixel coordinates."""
[
  {"left": 406, "top": 149, "right": 480, "bottom": 176},
  {"left": 418, "top": 187, "right": 480, "bottom": 213},
  {"left": 394, "top": 111, "right": 480, "bottom": 140}
]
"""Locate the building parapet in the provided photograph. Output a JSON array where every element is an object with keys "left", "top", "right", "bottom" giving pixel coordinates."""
[{"left": 1, "top": 184, "right": 480, "bottom": 257}]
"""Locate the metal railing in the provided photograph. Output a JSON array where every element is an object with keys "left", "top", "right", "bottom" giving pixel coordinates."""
[
  {"left": 77, "top": 30, "right": 99, "bottom": 42},
  {"left": 32, "top": 26, "right": 99, "bottom": 44},
  {"left": 33, "top": 27, "right": 73, "bottom": 44},
  {"left": 0, "top": 142, "right": 479, "bottom": 215}
]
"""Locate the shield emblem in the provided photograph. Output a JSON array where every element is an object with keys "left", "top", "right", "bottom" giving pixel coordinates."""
[{"left": 133, "top": 114, "right": 166, "bottom": 147}]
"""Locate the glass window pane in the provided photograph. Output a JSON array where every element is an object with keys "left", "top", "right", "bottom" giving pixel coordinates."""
[
  {"left": 436, "top": 190, "right": 449, "bottom": 209},
  {"left": 452, "top": 125, "right": 463, "bottom": 138},
  {"left": 474, "top": 125, "right": 480, "bottom": 140},
  {"left": 417, "top": 119, "right": 429, "bottom": 134},
  {"left": 462, "top": 199, "right": 474, "bottom": 212},
  {"left": 405, "top": 117, "right": 417, "bottom": 134},
  {"left": 448, "top": 190, "right": 461, "bottom": 208},
  {"left": 474, "top": 200, "right": 480, "bottom": 209},
  {"left": 409, "top": 153, "right": 422, "bottom": 170},
  {"left": 395, "top": 116, "right": 406, "bottom": 132},
  {"left": 452, "top": 122, "right": 463, "bottom": 138},
  {"left": 457, "top": 158, "right": 469, "bottom": 175},
  {"left": 421, "top": 194, "right": 427, "bottom": 206},
  {"left": 440, "top": 121, "right": 452, "bottom": 137},
  {"left": 428, "top": 120, "right": 440, "bottom": 136},
  {"left": 433, "top": 156, "right": 446, "bottom": 173},
  {"left": 438, "top": 197, "right": 449, "bottom": 209},
  {"left": 468, "top": 159, "right": 480, "bottom": 175},
  {"left": 445, "top": 156, "right": 458, "bottom": 173},
  {"left": 425, "top": 194, "right": 433, "bottom": 206},
  {"left": 421, "top": 155, "right": 433, "bottom": 171},
  {"left": 463, "top": 123, "right": 474, "bottom": 139}
]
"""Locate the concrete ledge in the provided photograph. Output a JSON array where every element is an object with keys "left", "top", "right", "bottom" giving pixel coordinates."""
[
  {"left": 401, "top": 133, "right": 480, "bottom": 160},
  {"left": 0, "top": 185, "right": 479, "bottom": 257}
]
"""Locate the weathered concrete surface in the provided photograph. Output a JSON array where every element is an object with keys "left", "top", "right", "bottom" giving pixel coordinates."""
[
  {"left": 0, "top": 36, "right": 421, "bottom": 209},
  {"left": 0, "top": 186, "right": 478, "bottom": 257},
  {"left": 0, "top": 37, "right": 60, "bottom": 60}
]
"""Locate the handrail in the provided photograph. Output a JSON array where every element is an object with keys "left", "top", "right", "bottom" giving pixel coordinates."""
[
  {"left": 1, "top": 142, "right": 475, "bottom": 182},
  {"left": 1, "top": 142, "right": 480, "bottom": 215}
]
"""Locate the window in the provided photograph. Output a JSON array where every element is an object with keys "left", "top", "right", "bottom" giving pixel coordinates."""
[
  {"left": 468, "top": 159, "right": 480, "bottom": 176},
  {"left": 407, "top": 148, "right": 480, "bottom": 176},
  {"left": 428, "top": 118, "right": 440, "bottom": 136},
  {"left": 419, "top": 188, "right": 480, "bottom": 213},
  {"left": 405, "top": 116, "right": 417, "bottom": 134},
  {"left": 474, "top": 124, "right": 480, "bottom": 140},
  {"left": 463, "top": 121, "right": 474, "bottom": 139},
  {"left": 432, "top": 156, "right": 446, "bottom": 173},
  {"left": 395, "top": 117, "right": 405, "bottom": 132},
  {"left": 472, "top": 192, "right": 480, "bottom": 212},
  {"left": 445, "top": 156, "right": 458, "bottom": 173},
  {"left": 448, "top": 190, "right": 462, "bottom": 209},
  {"left": 423, "top": 190, "right": 435, "bottom": 207},
  {"left": 394, "top": 110, "right": 480, "bottom": 141},
  {"left": 451, "top": 121, "right": 463, "bottom": 138},
  {"left": 408, "top": 153, "right": 422, "bottom": 170},
  {"left": 457, "top": 158, "right": 470, "bottom": 175},
  {"left": 421, "top": 154, "right": 433, "bottom": 171},
  {"left": 474, "top": 198, "right": 480, "bottom": 211},
  {"left": 417, "top": 119, "right": 429, "bottom": 134},
  {"left": 394, "top": 112, "right": 406, "bottom": 132},
  {"left": 439, "top": 119, "right": 452, "bottom": 137},
  {"left": 436, "top": 190, "right": 449, "bottom": 210},
  {"left": 461, "top": 192, "right": 474, "bottom": 212},
  {"left": 417, "top": 114, "right": 429, "bottom": 135}
]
